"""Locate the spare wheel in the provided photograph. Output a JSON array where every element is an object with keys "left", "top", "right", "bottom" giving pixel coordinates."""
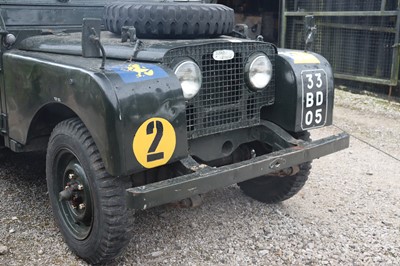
[{"left": 103, "top": 2, "right": 235, "bottom": 39}]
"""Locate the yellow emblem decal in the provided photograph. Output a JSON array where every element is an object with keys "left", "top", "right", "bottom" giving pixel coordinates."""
[
  {"left": 280, "top": 51, "right": 320, "bottom": 64},
  {"left": 133, "top": 118, "right": 176, "bottom": 169},
  {"left": 126, "top": 64, "right": 154, "bottom": 78},
  {"left": 108, "top": 63, "right": 168, "bottom": 83}
]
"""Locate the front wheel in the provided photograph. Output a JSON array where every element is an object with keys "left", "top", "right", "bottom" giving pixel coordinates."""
[
  {"left": 46, "top": 118, "right": 130, "bottom": 264},
  {"left": 238, "top": 132, "right": 311, "bottom": 203}
]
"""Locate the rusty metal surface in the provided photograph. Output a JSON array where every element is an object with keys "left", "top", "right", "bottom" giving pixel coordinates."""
[{"left": 126, "top": 131, "right": 350, "bottom": 210}]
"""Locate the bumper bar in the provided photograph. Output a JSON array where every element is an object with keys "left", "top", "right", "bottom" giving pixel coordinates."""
[{"left": 126, "top": 132, "right": 350, "bottom": 210}]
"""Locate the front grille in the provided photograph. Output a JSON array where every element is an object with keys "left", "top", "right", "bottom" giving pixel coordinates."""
[{"left": 163, "top": 42, "right": 276, "bottom": 139}]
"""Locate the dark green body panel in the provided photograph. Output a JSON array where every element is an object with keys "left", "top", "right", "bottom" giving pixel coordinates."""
[
  {"left": 104, "top": 61, "right": 188, "bottom": 174},
  {"left": 18, "top": 32, "right": 260, "bottom": 63},
  {"left": 3, "top": 50, "right": 188, "bottom": 176},
  {"left": 263, "top": 48, "right": 334, "bottom": 132}
]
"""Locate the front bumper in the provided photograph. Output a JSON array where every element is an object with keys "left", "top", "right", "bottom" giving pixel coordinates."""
[{"left": 126, "top": 125, "right": 350, "bottom": 210}]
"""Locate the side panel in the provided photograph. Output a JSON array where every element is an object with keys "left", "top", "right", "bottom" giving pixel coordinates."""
[
  {"left": 262, "top": 49, "right": 334, "bottom": 132},
  {"left": 3, "top": 51, "right": 188, "bottom": 176},
  {"left": 3, "top": 51, "right": 124, "bottom": 174}
]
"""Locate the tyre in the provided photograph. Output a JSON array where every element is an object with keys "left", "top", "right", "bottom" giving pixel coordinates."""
[
  {"left": 103, "top": 2, "right": 234, "bottom": 39},
  {"left": 238, "top": 132, "right": 312, "bottom": 203},
  {"left": 46, "top": 118, "right": 130, "bottom": 264}
]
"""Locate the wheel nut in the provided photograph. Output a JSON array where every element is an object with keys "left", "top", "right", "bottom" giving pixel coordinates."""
[
  {"left": 77, "top": 184, "right": 84, "bottom": 191},
  {"left": 69, "top": 173, "right": 75, "bottom": 180},
  {"left": 79, "top": 203, "right": 86, "bottom": 210}
]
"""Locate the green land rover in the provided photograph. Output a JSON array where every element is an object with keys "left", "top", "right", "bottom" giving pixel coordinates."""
[{"left": 0, "top": 0, "right": 349, "bottom": 263}]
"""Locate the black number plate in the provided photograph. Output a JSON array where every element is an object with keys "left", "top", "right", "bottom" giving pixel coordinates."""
[{"left": 301, "top": 69, "right": 328, "bottom": 130}]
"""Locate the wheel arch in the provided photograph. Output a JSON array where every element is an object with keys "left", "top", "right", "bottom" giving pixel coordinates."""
[
  {"left": 3, "top": 52, "right": 124, "bottom": 176},
  {"left": 25, "top": 103, "right": 78, "bottom": 151},
  {"left": 25, "top": 101, "right": 121, "bottom": 176}
]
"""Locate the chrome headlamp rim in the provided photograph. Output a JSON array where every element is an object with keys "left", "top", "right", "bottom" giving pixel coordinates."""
[
  {"left": 173, "top": 59, "right": 202, "bottom": 100},
  {"left": 245, "top": 52, "right": 273, "bottom": 91}
]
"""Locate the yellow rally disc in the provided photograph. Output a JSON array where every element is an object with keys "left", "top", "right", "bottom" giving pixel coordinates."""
[{"left": 133, "top": 118, "right": 176, "bottom": 169}]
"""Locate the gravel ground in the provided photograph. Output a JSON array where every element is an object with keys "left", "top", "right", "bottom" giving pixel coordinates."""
[{"left": 1, "top": 89, "right": 400, "bottom": 265}]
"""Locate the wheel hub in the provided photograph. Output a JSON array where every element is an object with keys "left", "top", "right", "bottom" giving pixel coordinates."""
[{"left": 56, "top": 156, "right": 93, "bottom": 240}]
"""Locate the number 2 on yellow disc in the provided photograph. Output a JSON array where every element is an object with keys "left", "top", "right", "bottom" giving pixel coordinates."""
[{"left": 133, "top": 118, "right": 176, "bottom": 169}]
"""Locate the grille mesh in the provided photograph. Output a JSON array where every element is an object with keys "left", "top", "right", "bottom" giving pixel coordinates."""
[{"left": 164, "top": 42, "right": 276, "bottom": 139}]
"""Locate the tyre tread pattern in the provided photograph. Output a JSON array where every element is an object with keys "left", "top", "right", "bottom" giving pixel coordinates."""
[
  {"left": 48, "top": 118, "right": 130, "bottom": 264},
  {"left": 103, "top": 3, "right": 234, "bottom": 38}
]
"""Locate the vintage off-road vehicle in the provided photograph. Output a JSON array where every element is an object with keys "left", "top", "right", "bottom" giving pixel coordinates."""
[{"left": 0, "top": 0, "right": 349, "bottom": 264}]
